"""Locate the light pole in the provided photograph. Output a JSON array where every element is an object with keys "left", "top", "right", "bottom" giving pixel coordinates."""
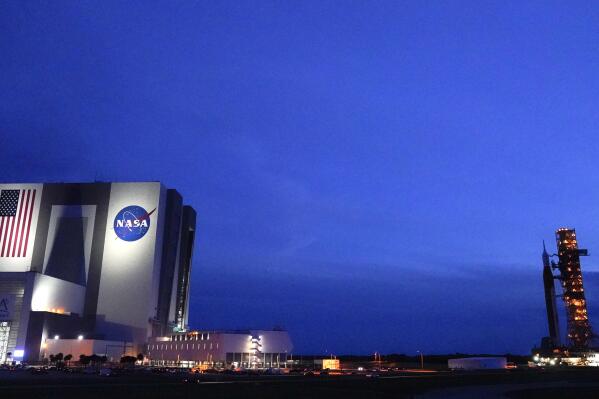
[{"left": 374, "top": 352, "right": 381, "bottom": 369}]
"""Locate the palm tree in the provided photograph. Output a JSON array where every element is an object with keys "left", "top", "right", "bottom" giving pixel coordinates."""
[
  {"left": 64, "top": 354, "right": 73, "bottom": 366},
  {"left": 120, "top": 355, "right": 137, "bottom": 364}
]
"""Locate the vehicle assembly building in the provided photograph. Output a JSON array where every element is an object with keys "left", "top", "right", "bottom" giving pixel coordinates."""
[
  {"left": 536, "top": 228, "right": 595, "bottom": 365},
  {"left": 0, "top": 182, "right": 196, "bottom": 363}
]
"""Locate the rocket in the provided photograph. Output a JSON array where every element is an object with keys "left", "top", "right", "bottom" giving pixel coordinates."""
[{"left": 542, "top": 241, "right": 560, "bottom": 346}]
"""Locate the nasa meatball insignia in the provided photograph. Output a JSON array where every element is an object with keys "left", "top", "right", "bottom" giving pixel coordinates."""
[{"left": 113, "top": 205, "right": 156, "bottom": 241}]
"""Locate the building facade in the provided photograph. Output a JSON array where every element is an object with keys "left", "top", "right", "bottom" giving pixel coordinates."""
[
  {"left": 0, "top": 182, "right": 196, "bottom": 363},
  {"left": 147, "top": 330, "right": 293, "bottom": 369}
]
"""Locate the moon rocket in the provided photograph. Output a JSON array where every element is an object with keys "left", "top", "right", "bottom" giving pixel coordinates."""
[{"left": 542, "top": 241, "right": 560, "bottom": 346}]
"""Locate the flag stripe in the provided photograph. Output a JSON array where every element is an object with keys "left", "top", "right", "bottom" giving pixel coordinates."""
[
  {"left": 1, "top": 216, "right": 5, "bottom": 254},
  {"left": 0, "top": 217, "right": 4, "bottom": 250},
  {"left": 1, "top": 216, "right": 13, "bottom": 257},
  {"left": 7, "top": 209, "right": 17, "bottom": 255},
  {"left": 16, "top": 190, "right": 31, "bottom": 257},
  {"left": 22, "top": 190, "right": 36, "bottom": 257},
  {"left": 11, "top": 190, "right": 25, "bottom": 257}
]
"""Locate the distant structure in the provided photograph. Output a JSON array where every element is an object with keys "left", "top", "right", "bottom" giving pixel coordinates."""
[
  {"left": 540, "top": 228, "right": 593, "bottom": 353},
  {"left": 542, "top": 241, "right": 560, "bottom": 347},
  {"left": 448, "top": 357, "right": 507, "bottom": 370},
  {"left": 554, "top": 228, "right": 592, "bottom": 349},
  {"left": 146, "top": 329, "right": 292, "bottom": 368}
]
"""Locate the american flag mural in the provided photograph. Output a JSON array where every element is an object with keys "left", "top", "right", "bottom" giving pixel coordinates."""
[{"left": 0, "top": 189, "right": 36, "bottom": 257}]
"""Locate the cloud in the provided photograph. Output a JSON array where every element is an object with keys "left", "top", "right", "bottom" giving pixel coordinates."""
[{"left": 191, "top": 257, "right": 550, "bottom": 354}]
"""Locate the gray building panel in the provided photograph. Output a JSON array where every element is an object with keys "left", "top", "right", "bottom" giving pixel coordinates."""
[
  {"left": 155, "top": 189, "right": 183, "bottom": 336},
  {"left": 29, "top": 183, "right": 111, "bottom": 320},
  {"left": 174, "top": 205, "right": 196, "bottom": 330}
]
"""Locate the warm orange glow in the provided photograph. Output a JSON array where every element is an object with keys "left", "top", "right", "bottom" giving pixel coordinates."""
[
  {"left": 191, "top": 364, "right": 209, "bottom": 373},
  {"left": 322, "top": 359, "right": 340, "bottom": 370}
]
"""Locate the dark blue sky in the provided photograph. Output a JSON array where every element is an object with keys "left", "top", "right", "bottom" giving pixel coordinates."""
[{"left": 2, "top": 1, "right": 599, "bottom": 355}]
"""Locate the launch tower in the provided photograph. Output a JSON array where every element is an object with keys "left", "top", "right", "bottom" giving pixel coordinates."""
[{"left": 554, "top": 228, "right": 592, "bottom": 350}]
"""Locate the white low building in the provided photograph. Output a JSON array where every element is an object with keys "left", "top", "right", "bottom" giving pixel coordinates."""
[{"left": 448, "top": 357, "right": 507, "bottom": 370}]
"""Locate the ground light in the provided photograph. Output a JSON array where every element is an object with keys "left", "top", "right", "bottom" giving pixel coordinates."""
[{"left": 531, "top": 353, "right": 559, "bottom": 366}]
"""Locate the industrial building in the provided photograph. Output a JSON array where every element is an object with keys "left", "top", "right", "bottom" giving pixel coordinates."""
[
  {"left": 146, "top": 329, "right": 293, "bottom": 368},
  {"left": 0, "top": 182, "right": 196, "bottom": 363},
  {"left": 448, "top": 357, "right": 507, "bottom": 370}
]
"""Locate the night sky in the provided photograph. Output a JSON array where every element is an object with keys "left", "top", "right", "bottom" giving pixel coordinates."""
[{"left": 2, "top": 2, "right": 599, "bottom": 355}]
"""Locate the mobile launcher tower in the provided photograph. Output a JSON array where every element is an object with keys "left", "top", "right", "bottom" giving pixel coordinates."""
[{"left": 535, "top": 228, "right": 597, "bottom": 366}]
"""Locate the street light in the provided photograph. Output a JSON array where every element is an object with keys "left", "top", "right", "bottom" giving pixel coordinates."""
[{"left": 374, "top": 352, "right": 382, "bottom": 369}]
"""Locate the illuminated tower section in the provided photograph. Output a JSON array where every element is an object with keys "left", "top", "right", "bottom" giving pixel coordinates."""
[{"left": 555, "top": 228, "right": 592, "bottom": 349}]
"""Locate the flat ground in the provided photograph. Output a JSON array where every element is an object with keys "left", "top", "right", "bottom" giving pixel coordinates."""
[{"left": 2, "top": 368, "right": 599, "bottom": 399}]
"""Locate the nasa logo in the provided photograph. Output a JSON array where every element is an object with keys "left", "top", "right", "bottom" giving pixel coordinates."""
[{"left": 113, "top": 205, "right": 156, "bottom": 242}]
